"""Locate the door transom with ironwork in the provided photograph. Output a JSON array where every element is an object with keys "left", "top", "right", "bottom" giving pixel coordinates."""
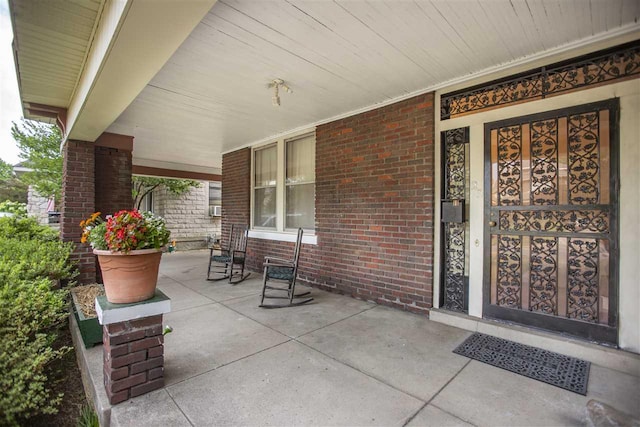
[{"left": 483, "top": 99, "right": 619, "bottom": 344}]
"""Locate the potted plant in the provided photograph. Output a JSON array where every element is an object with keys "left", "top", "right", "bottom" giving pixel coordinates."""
[{"left": 81, "top": 210, "right": 170, "bottom": 304}]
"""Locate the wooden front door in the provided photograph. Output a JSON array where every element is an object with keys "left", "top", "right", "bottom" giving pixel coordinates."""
[{"left": 483, "top": 99, "right": 619, "bottom": 344}]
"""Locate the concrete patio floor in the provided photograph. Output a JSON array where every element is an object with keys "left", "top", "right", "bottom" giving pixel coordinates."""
[{"left": 75, "top": 250, "right": 640, "bottom": 427}]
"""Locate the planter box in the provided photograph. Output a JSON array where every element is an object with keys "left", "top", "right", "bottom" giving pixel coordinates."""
[{"left": 71, "top": 286, "right": 103, "bottom": 349}]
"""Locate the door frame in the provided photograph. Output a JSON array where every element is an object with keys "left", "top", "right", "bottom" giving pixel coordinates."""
[{"left": 482, "top": 98, "right": 620, "bottom": 345}]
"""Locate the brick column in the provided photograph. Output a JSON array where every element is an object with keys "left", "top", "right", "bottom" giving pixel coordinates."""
[
  {"left": 103, "top": 315, "right": 165, "bottom": 404},
  {"left": 95, "top": 133, "right": 133, "bottom": 215},
  {"left": 221, "top": 147, "right": 250, "bottom": 243},
  {"left": 61, "top": 140, "right": 96, "bottom": 284}
]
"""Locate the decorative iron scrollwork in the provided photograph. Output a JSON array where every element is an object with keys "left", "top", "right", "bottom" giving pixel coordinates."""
[
  {"left": 499, "top": 210, "right": 609, "bottom": 234},
  {"left": 442, "top": 42, "right": 639, "bottom": 120},
  {"left": 567, "top": 238, "right": 599, "bottom": 323},
  {"left": 441, "top": 127, "right": 469, "bottom": 312},
  {"left": 530, "top": 119, "right": 559, "bottom": 205},
  {"left": 497, "top": 235, "right": 522, "bottom": 308},
  {"left": 568, "top": 112, "right": 600, "bottom": 205},
  {"left": 443, "top": 222, "right": 465, "bottom": 311},
  {"left": 530, "top": 237, "right": 558, "bottom": 315},
  {"left": 497, "top": 125, "right": 522, "bottom": 206}
]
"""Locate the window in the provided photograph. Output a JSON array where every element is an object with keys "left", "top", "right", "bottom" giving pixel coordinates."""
[
  {"left": 140, "top": 192, "right": 153, "bottom": 213},
  {"left": 208, "top": 181, "right": 221, "bottom": 216},
  {"left": 252, "top": 132, "right": 315, "bottom": 232},
  {"left": 254, "top": 144, "right": 277, "bottom": 227},
  {"left": 286, "top": 134, "right": 315, "bottom": 229}
]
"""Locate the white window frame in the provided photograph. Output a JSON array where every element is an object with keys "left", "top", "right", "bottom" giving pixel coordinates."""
[
  {"left": 250, "top": 129, "right": 317, "bottom": 245},
  {"left": 207, "top": 181, "right": 222, "bottom": 218}
]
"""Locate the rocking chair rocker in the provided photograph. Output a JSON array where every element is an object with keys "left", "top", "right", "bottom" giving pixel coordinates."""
[
  {"left": 207, "top": 224, "right": 250, "bottom": 284},
  {"left": 259, "top": 228, "right": 313, "bottom": 308}
]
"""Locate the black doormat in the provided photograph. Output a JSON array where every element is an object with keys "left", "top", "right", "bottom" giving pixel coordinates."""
[{"left": 453, "top": 333, "right": 590, "bottom": 395}]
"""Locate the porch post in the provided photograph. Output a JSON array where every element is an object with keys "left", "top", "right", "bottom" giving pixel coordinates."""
[
  {"left": 60, "top": 133, "right": 134, "bottom": 284},
  {"left": 61, "top": 140, "right": 96, "bottom": 284},
  {"left": 94, "top": 133, "right": 134, "bottom": 215}
]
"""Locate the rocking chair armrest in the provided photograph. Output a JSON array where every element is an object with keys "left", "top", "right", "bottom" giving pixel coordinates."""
[
  {"left": 264, "top": 256, "right": 291, "bottom": 264},
  {"left": 263, "top": 261, "right": 294, "bottom": 268}
]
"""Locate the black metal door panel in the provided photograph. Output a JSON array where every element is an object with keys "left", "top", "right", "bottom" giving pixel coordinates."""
[
  {"left": 483, "top": 99, "right": 619, "bottom": 344},
  {"left": 441, "top": 127, "right": 469, "bottom": 312}
]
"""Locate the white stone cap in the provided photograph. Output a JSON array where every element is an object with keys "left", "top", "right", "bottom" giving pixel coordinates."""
[{"left": 96, "top": 290, "right": 171, "bottom": 325}]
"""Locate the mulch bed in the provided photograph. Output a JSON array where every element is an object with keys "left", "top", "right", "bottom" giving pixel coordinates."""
[
  {"left": 71, "top": 284, "right": 105, "bottom": 318},
  {"left": 28, "top": 320, "right": 89, "bottom": 427}
]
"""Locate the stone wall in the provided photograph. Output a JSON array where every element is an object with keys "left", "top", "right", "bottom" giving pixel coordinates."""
[
  {"left": 152, "top": 183, "right": 221, "bottom": 250},
  {"left": 26, "top": 186, "right": 50, "bottom": 225}
]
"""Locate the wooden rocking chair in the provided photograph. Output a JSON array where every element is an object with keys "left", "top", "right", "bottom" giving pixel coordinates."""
[
  {"left": 259, "top": 228, "right": 313, "bottom": 308},
  {"left": 207, "top": 224, "right": 250, "bottom": 284}
]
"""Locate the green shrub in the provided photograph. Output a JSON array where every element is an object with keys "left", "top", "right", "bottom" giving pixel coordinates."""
[
  {"left": 0, "top": 216, "right": 59, "bottom": 242},
  {"left": 0, "top": 201, "right": 27, "bottom": 218},
  {"left": 0, "top": 238, "right": 76, "bottom": 284},
  {"left": 0, "top": 217, "right": 76, "bottom": 425},
  {"left": 0, "top": 279, "right": 70, "bottom": 426}
]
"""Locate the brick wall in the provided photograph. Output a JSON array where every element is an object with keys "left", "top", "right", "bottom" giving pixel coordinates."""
[
  {"left": 153, "top": 184, "right": 221, "bottom": 249},
  {"left": 223, "top": 93, "right": 435, "bottom": 314},
  {"left": 221, "top": 148, "right": 250, "bottom": 245},
  {"left": 95, "top": 146, "right": 132, "bottom": 216},
  {"left": 61, "top": 140, "right": 96, "bottom": 284}
]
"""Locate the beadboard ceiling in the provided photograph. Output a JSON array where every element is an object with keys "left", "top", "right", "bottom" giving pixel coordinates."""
[
  {"left": 100, "top": 0, "right": 637, "bottom": 171},
  {"left": 10, "top": 0, "right": 103, "bottom": 111}
]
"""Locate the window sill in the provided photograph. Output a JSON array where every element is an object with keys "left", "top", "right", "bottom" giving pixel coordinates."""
[{"left": 248, "top": 230, "right": 318, "bottom": 245}]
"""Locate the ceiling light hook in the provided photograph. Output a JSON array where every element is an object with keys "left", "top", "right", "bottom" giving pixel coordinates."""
[{"left": 269, "top": 78, "right": 292, "bottom": 107}]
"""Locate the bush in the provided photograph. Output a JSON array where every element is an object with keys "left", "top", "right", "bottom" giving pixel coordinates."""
[
  {"left": 0, "top": 280, "right": 70, "bottom": 426},
  {"left": 0, "top": 216, "right": 59, "bottom": 242},
  {"left": 0, "top": 239, "right": 75, "bottom": 284},
  {"left": 0, "top": 201, "right": 27, "bottom": 218},
  {"left": 0, "top": 217, "right": 75, "bottom": 425}
]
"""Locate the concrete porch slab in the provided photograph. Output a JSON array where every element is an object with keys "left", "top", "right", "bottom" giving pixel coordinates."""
[
  {"left": 156, "top": 279, "right": 212, "bottom": 312},
  {"left": 298, "top": 306, "right": 472, "bottom": 401},
  {"left": 224, "top": 286, "right": 376, "bottom": 338},
  {"left": 163, "top": 303, "right": 289, "bottom": 385},
  {"left": 178, "top": 276, "right": 263, "bottom": 303},
  {"left": 430, "top": 308, "right": 640, "bottom": 376},
  {"left": 167, "top": 340, "right": 424, "bottom": 426},
  {"left": 73, "top": 251, "right": 640, "bottom": 427},
  {"left": 431, "top": 360, "right": 640, "bottom": 427},
  {"left": 406, "top": 404, "right": 473, "bottom": 427},
  {"left": 110, "top": 389, "right": 191, "bottom": 427}
]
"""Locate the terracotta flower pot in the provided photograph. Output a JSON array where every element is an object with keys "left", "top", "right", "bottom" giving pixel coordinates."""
[{"left": 94, "top": 248, "right": 163, "bottom": 304}]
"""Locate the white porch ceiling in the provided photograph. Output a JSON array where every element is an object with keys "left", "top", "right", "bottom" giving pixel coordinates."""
[{"left": 106, "top": 0, "right": 640, "bottom": 172}]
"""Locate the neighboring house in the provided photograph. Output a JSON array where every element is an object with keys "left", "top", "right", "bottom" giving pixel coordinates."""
[
  {"left": 13, "top": 162, "right": 57, "bottom": 226},
  {"left": 142, "top": 180, "right": 221, "bottom": 250},
  {"left": 8, "top": 0, "right": 640, "bottom": 357}
]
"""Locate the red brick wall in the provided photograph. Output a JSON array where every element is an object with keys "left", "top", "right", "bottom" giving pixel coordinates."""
[
  {"left": 61, "top": 140, "right": 96, "bottom": 284},
  {"left": 221, "top": 148, "right": 250, "bottom": 244},
  {"left": 95, "top": 146, "right": 132, "bottom": 216},
  {"left": 223, "top": 93, "right": 435, "bottom": 314}
]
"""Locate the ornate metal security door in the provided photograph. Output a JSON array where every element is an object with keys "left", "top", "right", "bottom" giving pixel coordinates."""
[
  {"left": 441, "top": 127, "right": 469, "bottom": 312},
  {"left": 483, "top": 99, "right": 619, "bottom": 344}
]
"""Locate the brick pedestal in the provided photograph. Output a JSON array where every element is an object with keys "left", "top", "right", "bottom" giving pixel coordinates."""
[
  {"left": 96, "top": 291, "right": 170, "bottom": 405},
  {"left": 103, "top": 315, "right": 164, "bottom": 404}
]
